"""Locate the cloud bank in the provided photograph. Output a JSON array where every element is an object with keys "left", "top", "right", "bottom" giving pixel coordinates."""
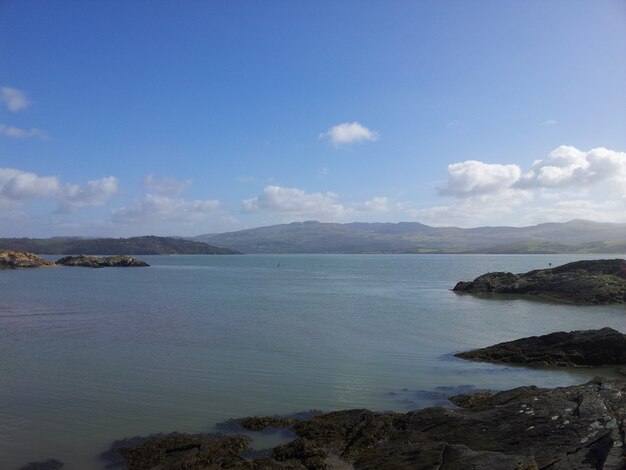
[
  {"left": 243, "top": 185, "right": 389, "bottom": 220},
  {"left": 413, "top": 145, "right": 626, "bottom": 226},
  {"left": 0, "top": 168, "right": 118, "bottom": 209}
]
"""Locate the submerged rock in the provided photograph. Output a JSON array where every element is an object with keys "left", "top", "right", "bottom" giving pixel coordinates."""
[
  {"left": 18, "top": 460, "right": 63, "bottom": 470},
  {"left": 107, "top": 378, "right": 626, "bottom": 469},
  {"left": 456, "top": 327, "right": 626, "bottom": 367},
  {"left": 453, "top": 258, "right": 626, "bottom": 304},
  {"left": 0, "top": 250, "right": 55, "bottom": 269},
  {"left": 55, "top": 254, "right": 149, "bottom": 268}
]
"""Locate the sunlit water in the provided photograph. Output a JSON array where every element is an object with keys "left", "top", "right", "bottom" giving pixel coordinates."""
[{"left": 1, "top": 254, "right": 625, "bottom": 469}]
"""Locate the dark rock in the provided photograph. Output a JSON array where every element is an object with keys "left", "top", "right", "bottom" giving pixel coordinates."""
[
  {"left": 108, "top": 379, "right": 626, "bottom": 469},
  {"left": 239, "top": 416, "right": 297, "bottom": 431},
  {"left": 55, "top": 254, "right": 149, "bottom": 268},
  {"left": 456, "top": 327, "right": 626, "bottom": 367},
  {"left": 18, "top": 459, "right": 63, "bottom": 470},
  {"left": 453, "top": 259, "right": 626, "bottom": 304},
  {"left": 103, "top": 432, "right": 250, "bottom": 469},
  {"left": 0, "top": 250, "right": 55, "bottom": 269}
]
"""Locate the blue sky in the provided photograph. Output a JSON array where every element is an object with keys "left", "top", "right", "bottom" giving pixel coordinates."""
[{"left": 1, "top": 1, "right": 625, "bottom": 237}]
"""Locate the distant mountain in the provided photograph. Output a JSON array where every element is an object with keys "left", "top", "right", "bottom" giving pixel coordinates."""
[
  {"left": 194, "top": 219, "right": 626, "bottom": 254},
  {"left": 0, "top": 236, "right": 240, "bottom": 255}
]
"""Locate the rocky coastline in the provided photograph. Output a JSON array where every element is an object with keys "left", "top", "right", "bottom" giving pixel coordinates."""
[
  {"left": 453, "top": 259, "right": 626, "bottom": 304},
  {"left": 88, "top": 377, "right": 626, "bottom": 469}
]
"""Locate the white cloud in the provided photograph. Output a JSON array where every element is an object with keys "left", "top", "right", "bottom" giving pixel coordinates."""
[
  {"left": 0, "top": 168, "right": 118, "bottom": 211},
  {"left": 517, "top": 146, "right": 626, "bottom": 190},
  {"left": 521, "top": 199, "right": 626, "bottom": 225},
  {"left": 0, "top": 124, "right": 47, "bottom": 139},
  {"left": 411, "top": 145, "right": 626, "bottom": 227},
  {"left": 242, "top": 185, "right": 391, "bottom": 221},
  {"left": 243, "top": 185, "right": 347, "bottom": 218},
  {"left": 0, "top": 169, "right": 60, "bottom": 199},
  {"left": 439, "top": 160, "right": 522, "bottom": 198},
  {"left": 112, "top": 195, "right": 220, "bottom": 224},
  {"left": 0, "top": 87, "right": 30, "bottom": 112},
  {"left": 541, "top": 119, "right": 558, "bottom": 126},
  {"left": 319, "top": 122, "right": 379, "bottom": 145},
  {"left": 61, "top": 176, "right": 119, "bottom": 211},
  {"left": 142, "top": 174, "right": 192, "bottom": 197},
  {"left": 356, "top": 197, "right": 390, "bottom": 212},
  {"left": 411, "top": 189, "right": 533, "bottom": 227}
]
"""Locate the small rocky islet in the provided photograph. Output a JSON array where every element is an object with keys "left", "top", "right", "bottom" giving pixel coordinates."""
[
  {"left": 453, "top": 258, "right": 626, "bottom": 304},
  {"left": 0, "top": 250, "right": 149, "bottom": 268}
]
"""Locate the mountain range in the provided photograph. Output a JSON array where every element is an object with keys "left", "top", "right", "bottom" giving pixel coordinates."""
[{"left": 194, "top": 219, "right": 626, "bottom": 254}]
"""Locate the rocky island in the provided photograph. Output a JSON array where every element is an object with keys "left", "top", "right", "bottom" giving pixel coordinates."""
[
  {"left": 456, "top": 328, "right": 626, "bottom": 368},
  {"left": 453, "top": 259, "right": 626, "bottom": 304},
  {"left": 55, "top": 255, "right": 149, "bottom": 268},
  {"left": 0, "top": 250, "right": 55, "bottom": 269},
  {"left": 97, "top": 377, "right": 626, "bottom": 469}
]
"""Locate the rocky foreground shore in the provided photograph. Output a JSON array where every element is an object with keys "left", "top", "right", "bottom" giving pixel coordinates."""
[
  {"left": 92, "top": 377, "right": 626, "bottom": 469},
  {"left": 453, "top": 259, "right": 626, "bottom": 304}
]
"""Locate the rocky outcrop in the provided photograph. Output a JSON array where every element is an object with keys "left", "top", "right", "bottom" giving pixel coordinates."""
[
  {"left": 0, "top": 250, "right": 55, "bottom": 269},
  {"left": 104, "top": 378, "right": 626, "bottom": 469},
  {"left": 55, "top": 255, "right": 149, "bottom": 268},
  {"left": 456, "top": 328, "right": 626, "bottom": 367},
  {"left": 238, "top": 416, "right": 297, "bottom": 431},
  {"left": 453, "top": 259, "right": 626, "bottom": 304}
]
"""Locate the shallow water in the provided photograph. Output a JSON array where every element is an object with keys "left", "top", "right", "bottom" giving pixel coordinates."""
[{"left": 1, "top": 254, "right": 625, "bottom": 469}]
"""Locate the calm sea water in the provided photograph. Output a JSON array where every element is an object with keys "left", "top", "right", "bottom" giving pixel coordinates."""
[{"left": 2, "top": 254, "right": 626, "bottom": 469}]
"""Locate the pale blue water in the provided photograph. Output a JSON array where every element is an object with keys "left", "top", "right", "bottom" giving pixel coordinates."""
[{"left": 1, "top": 254, "right": 625, "bottom": 469}]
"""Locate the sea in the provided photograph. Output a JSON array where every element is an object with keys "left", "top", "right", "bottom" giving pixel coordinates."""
[{"left": 1, "top": 254, "right": 625, "bottom": 469}]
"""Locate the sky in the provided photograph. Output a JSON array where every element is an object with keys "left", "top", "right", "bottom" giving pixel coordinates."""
[{"left": 0, "top": 0, "right": 625, "bottom": 237}]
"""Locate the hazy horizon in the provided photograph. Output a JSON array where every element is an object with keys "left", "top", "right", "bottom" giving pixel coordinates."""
[{"left": 1, "top": 1, "right": 625, "bottom": 238}]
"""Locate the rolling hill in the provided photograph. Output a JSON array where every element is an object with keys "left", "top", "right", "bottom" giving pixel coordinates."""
[
  {"left": 194, "top": 219, "right": 626, "bottom": 254},
  {"left": 0, "top": 236, "right": 240, "bottom": 255}
]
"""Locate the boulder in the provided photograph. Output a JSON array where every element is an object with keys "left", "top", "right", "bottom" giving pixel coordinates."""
[{"left": 453, "top": 259, "right": 626, "bottom": 304}]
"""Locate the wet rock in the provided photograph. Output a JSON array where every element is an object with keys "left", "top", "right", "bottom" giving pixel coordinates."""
[
  {"left": 103, "top": 432, "right": 250, "bottom": 469},
  {"left": 109, "top": 379, "right": 626, "bottom": 469},
  {"left": 456, "top": 328, "right": 626, "bottom": 367},
  {"left": 239, "top": 416, "right": 297, "bottom": 431},
  {"left": 55, "top": 254, "right": 149, "bottom": 267},
  {"left": 0, "top": 250, "right": 55, "bottom": 269},
  {"left": 453, "top": 259, "right": 626, "bottom": 304}
]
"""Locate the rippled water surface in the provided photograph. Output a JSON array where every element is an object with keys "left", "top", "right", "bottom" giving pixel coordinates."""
[{"left": 2, "top": 254, "right": 625, "bottom": 468}]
